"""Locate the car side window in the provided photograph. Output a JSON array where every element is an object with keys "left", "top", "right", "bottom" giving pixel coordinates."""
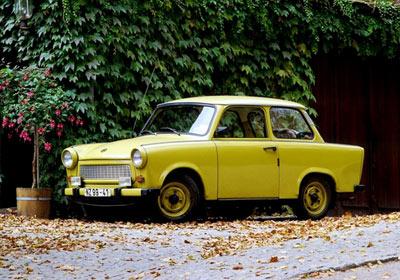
[
  {"left": 270, "top": 107, "right": 313, "bottom": 139},
  {"left": 216, "top": 110, "right": 244, "bottom": 138},
  {"left": 247, "top": 110, "right": 266, "bottom": 138},
  {"left": 215, "top": 107, "right": 266, "bottom": 138}
]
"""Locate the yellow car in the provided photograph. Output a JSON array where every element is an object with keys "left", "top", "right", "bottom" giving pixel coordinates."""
[{"left": 62, "top": 96, "right": 364, "bottom": 220}]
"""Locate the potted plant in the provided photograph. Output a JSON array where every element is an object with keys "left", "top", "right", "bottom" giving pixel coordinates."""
[{"left": 0, "top": 66, "right": 80, "bottom": 218}]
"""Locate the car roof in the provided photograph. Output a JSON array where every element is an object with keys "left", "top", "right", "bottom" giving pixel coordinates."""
[{"left": 161, "top": 95, "right": 306, "bottom": 109}]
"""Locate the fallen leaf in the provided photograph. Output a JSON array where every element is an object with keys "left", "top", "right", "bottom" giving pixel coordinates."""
[
  {"left": 233, "top": 263, "right": 243, "bottom": 270},
  {"left": 187, "top": 255, "right": 195, "bottom": 261},
  {"left": 56, "top": 264, "right": 75, "bottom": 272},
  {"left": 150, "top": 271, "right": 161, "bottom": 277},
  {"left": 269, "top": 256, "right": 279, "bottom": 263},
  {"left": 25, "top": 266, "right": 33, "bottom": 273}
]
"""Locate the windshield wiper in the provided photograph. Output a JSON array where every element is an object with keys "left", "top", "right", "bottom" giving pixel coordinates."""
[
  {"left": 159, "top": 127, "right": 181, "bottom": 135},
  {"left": 140, "top": 130, "right": 156, "bottom": 136}
]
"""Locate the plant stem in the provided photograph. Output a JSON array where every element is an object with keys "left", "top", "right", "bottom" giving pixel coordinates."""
[
  {"left": 32, "top": 127, "right": 37, "bottom": 188},
  {"left": 31, "top": 127, "right": 39, "bottom": 188},
  {"left": 36, "top": 128, "right": 40, "bottom": 188}
]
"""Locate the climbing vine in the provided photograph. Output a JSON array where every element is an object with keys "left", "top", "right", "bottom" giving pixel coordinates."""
[{"left": 61, "top": 0, "right": 79, "bottom": 24}]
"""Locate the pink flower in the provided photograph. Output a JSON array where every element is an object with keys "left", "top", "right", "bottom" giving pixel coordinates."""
[
  {"left": 3, "top": 80, "right": 9, "bottom": 86},
  {"left": 44, "top": 142, "right": 52, "bottom": 152},
  {"left": 68, "top": 115, "right": 76, "bottom": 123},
  {"left": 19, "top": 130, "right": 27, "bottom": 139},
  {"left": 27, "top": 91, "right": 34, "bottom": 98},
  {"left": 56, "top": 130, "right": 62, "bottom": 137},
  {"left": 18, "top": 113, "right": 24, "bottom": 117},
  {"left": 7, "top": 133, "right": 12, "bottom": 139},
  {"left": 0, "top": 85, "right": 4, "bottom": 91},
  {"left": 61, "top": 102, "right": 69, "bottom": 109},
  {"left": 57, "top": 123, "right": 64, "bottom": 130},
  {"left": 8, "top": 122, "right": 15, "bottom": 128},
  {"left": 19, "top": 130, "right": 31, "bottom": 142},
  {"left": 17, "top": 116, "right": 23, "bottom": 124},
  {"left": 20, "top": 99, "right": 28, "bottom": 105},
  {"left": 49, "top": 119, "right": 56, "bottom": 129},
  {"left": 55, "top": 109, "right": 61, "bottom": 116},
  {"left": 75, "top": 118, "right": 84, "bottom": 126},
  {"left": 37, "top": 127, "right": 45, "bottom": 135},
  {"left": 44, "top": 68, "right": 51, "bottom": 77},
  {"left": 2, "top": 117, "right": 9, "bottom": 128},
  {"left": 23, "top": 74, "right": 29, "bottom": 81}
]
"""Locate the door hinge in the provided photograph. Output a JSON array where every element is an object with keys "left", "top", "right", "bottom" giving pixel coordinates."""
[{"left": 277, "top": 158, "right": 280, "bottom": 167}]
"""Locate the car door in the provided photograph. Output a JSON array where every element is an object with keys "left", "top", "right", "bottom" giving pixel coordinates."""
[
  {"left": 213, "top": 106, "right": 279, "bottom": 199},
  {"left": 269, "top": 106, "right": 317, "bottom": 197}
]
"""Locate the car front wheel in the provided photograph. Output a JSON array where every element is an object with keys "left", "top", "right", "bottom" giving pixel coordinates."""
[
  {"left": 296, "top": 176, "right": 332, "bottom": 219},
  {"left": 157, "top": 175, "right": 200, "bottom": 221}
]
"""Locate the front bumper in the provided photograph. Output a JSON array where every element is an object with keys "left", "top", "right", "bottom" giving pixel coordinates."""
[
  {"left": 64, "top": 187, "right": 159, "bottom": 197},
  {"left": 64, "top": 187, "right": 159, "bottom": 206}
]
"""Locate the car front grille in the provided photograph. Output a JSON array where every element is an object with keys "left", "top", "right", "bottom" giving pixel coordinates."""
[{"left": 80, "top": 165, "right": 131, "bottom": 180}]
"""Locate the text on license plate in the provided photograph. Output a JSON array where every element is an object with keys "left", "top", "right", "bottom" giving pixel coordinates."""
[{"left": 84, "top": 188, "right": 112, "bottom": 197}]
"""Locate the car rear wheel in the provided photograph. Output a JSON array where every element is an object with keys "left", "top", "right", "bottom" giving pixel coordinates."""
[
  {"left": 157, "top": 175, "right": 200, "bottom": 221},
  {"left": 296, "top": 176, "right": 332, "bottom": 219}
]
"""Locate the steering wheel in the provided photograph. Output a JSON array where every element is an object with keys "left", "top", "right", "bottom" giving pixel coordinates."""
[{"left": 296, "top": 131, "right": 313, "bottom": 139}]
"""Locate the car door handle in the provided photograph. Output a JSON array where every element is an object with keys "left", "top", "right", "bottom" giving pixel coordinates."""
[{"left": 263, "top": 146, "right": 277, "bottom": 152}]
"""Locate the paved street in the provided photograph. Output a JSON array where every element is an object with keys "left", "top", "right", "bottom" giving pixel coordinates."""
[{"left": 0, "top": 211, "right": 399, "bottom": 279}]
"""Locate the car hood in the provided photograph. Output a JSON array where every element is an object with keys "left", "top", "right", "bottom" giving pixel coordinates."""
[{"left": 72, "top": 134, "right": 199, "bottom": 160}]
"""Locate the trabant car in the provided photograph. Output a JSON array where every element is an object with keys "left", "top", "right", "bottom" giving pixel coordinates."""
[{"left": 62, "top": 96, "right": 364, "bottom": 220}]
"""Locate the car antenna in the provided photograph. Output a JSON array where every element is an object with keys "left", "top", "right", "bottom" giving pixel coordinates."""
[{"left": 133, "top": 64, "right": 157, "bottom": 136}]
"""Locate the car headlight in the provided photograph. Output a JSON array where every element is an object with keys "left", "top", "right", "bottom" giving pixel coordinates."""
[
  {"left": 61, "top": 148, "right": 78, "bottom": 169},
  {"left": 132, "top": 148, "right": 147, "bottom": 168}
]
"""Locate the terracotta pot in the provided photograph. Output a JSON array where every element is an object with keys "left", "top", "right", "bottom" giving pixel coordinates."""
[{"left": 16, "top": 188, "right": 52, "bottom": 218}]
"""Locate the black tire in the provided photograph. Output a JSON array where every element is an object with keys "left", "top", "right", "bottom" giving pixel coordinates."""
[
  {"left": 295, "top": 176, "right": 332, "bottom": 220},
  {"left": 157, "top": 175, "right": 200, "bottom": 222}
]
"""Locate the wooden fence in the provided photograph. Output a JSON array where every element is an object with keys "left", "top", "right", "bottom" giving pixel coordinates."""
[{"left": 313, "top": 55, "right": 400, "bottom": 209}]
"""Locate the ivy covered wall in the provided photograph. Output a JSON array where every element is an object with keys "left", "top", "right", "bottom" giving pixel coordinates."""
[{"left": 1, "top": 0, "right": 400, "bottom": 202}]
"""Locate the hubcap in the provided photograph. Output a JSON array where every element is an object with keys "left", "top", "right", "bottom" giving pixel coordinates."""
[
  {"left": 158, "top": 182, "right": 191, "bottom": 218},
  {"left": 303, "top": 182, "right": 327, "bottom": 216},
  {"left": 168, "top": 193, "right": 180, "bottom": 204}
]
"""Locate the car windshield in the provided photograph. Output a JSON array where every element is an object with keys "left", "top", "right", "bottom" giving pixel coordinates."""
[{"left": 142, "top": 105, "right": 215, "bottom": 136}]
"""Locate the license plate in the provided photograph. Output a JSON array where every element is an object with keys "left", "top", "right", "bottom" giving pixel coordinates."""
[{"left": 84, "top": 188, "right": 112, "bottom": 197}]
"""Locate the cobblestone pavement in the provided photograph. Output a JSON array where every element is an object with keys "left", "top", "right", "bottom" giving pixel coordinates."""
[{"left": 0, "top": 211, "right": 400, "bottom": 279}]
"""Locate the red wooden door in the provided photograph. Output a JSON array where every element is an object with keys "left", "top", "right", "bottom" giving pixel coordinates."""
[{"left": 313, "top": 56, "right": 400, "bottom": 209}]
